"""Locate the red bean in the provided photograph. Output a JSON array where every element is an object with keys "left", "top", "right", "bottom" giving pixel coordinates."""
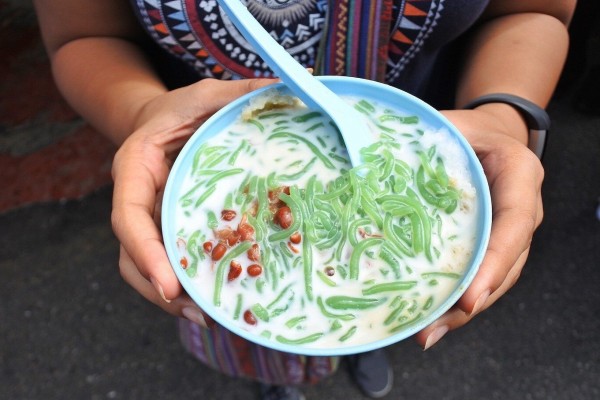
[
  {"left": 287, "top": 241, "right": 300, "bottom": 254},
  {"left": 227, "top": 260, "right": 242, "bottom": 281},
  {"left": 226, "top": 231, "right": 240, "bottom": 246},
  {"left": 268, "top": 186, "right": 290, "bottom": 202},
  {"left": 290, "top": 232, "right": 302, "bottom": 244},
  {"left": 247, "top": 244, "right": 260, "bottom": 261},
  {"left": 211, "top": 242, "right": 227, "bottom": 261},
  {"left": 221, "top": 209, "right": 237, "bottom": 221},
  {"left": 215, "top": 227, "right": 234, "bottom": 240},
  {"left": 237, "top": 223, "right": 255, "bottom": 241},
  {"left": 274, "top": 206, "right": 293, "bottom": 229},
  {"left": 243, "top": 310, "right": 257, "bottom": 325},
  {"left": 247, "top": 264, "right": 263, "bottom": 277},
  {"left": 203, "top": 241, "right": 213, "bottom": 253}
]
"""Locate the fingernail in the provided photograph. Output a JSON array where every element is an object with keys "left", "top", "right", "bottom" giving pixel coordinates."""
[
  {"left": 150, "top": 277, "right": 171, "bottom": 303},
  {"left": 182, "top": 306, "right": 207, "bottom": 328},
  {"left": 470, "top": 289, "right": 491, "bottom": 316},
  {"left": 424, "top": 325, "right": 449, "bottom": 351}
]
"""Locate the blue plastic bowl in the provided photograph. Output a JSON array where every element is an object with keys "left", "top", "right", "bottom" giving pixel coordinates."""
[{"left": 162, "top": 76, "right": 492, "bottom": 356}]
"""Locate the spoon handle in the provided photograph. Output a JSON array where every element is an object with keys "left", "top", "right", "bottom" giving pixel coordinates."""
[
  {"left": 215, "top": 0, "right": 370, "bottom": 166},
  {"left": 215, "top": 0, "right": 330, "bottom": 110}
]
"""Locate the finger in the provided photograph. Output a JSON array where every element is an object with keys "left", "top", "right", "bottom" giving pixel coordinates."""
[
  {"left": 189, "top": 78, "right": 279, "bottom": 116},
  {"left": 111, "top": 140, "right": 182, "bottom": 300},
  {"left": 415, "top": 249, "right": 529, "bottom": 349},
  {"left": 118, "top": 246, "right": 213, "bottom": 328},
  {"left": 457, "top": 150, "right": 543, "bottom": 314},
  {"left": 133, "top": 78, "right": 282, "bottom": 155}
]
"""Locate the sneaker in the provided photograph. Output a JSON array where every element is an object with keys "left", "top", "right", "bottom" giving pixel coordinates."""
[
  {"left": 347, "top": 349, "right": 393, "bottom": 398},
  {"left": 259, "top": 383, "right": 306, "bottom": 400}
]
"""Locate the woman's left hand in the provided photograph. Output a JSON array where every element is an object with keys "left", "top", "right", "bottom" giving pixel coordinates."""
[{"left": 414, "top": 109, "right": 545, "bottom": 350}]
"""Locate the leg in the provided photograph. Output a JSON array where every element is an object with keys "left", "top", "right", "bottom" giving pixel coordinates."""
[
  {"left": 347, "top": 348, "right": 394, "bottom": 398},
  {"left": 178, "top": 319, "right": 340, "bottom": 399}
]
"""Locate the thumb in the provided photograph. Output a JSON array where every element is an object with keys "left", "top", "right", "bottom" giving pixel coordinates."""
[{"left": 187, "top": 77, "right": 279, "bottom": 116}]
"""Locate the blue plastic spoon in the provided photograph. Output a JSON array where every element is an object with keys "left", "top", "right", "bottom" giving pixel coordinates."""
[{"left": 216, "top": 0, "right": 371, "bottom": 168}]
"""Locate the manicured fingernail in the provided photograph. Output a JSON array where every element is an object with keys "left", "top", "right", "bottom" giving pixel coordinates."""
[
  {"left": 182, "top": 306, "right": 207, "bottom": 328},
  {"left": 150, "top": 277, "right": 171, "bottom": 303},
  {"left": 424, "top": 325, "right": 449, "bottom": 351},
  {"left": 471, "top": 289, "right": 491, "bottom": 316}
]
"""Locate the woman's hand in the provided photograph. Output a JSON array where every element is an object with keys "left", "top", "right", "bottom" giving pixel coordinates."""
[
  {"left": 415, "top": 108, "right": 545, "bottom": 349},
  {"left": 110, "top": 78, "right": 276, "bottom": 327}
]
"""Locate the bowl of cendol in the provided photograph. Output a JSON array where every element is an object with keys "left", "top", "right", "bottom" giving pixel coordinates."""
[{"left": 162, "top": 76, "right": 492, "bottom": 356}]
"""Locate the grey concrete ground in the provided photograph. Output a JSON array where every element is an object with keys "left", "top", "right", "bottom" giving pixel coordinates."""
[{"left": 1, "top": 97, "right": 599, "bottom": 400}]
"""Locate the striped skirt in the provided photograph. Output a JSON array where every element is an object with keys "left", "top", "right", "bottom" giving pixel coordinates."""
[{"left": 178, "top": 318, "right": 341, "bottom": 385}]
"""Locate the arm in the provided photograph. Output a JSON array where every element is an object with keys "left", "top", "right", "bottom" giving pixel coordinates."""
[
  {"left": 415, "top": 0, "right": 576, "bottom": 349},
  {"left": 33, "top": 0, "right": 274, "bottom": 323},
  {"left": 455, "top": 0, "right": 575, "bottom": 143},
  {"left": 33, "top": 0, "right": 165, "bottom": 144}
]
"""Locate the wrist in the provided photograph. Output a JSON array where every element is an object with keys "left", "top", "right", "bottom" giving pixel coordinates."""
[
  {"left": 462, "top": 94, "right": 550, "bottom": 160},
  {"left": 471, "top": 102, "right": 529, "bottom": 144}
]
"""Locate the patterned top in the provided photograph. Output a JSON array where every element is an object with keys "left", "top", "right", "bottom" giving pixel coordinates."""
[{"left": 130, "top": 0, "right": 489, "bottom": 105}]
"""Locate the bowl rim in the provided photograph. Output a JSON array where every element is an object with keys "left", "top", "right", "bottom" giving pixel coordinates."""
[{"left": 161, "top": 76, "right": 492, "bottom": 356}]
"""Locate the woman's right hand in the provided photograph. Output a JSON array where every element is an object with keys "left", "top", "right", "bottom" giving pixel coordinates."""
[{"left": 110, "top": 78, "right": 276, "bottom": 326}]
